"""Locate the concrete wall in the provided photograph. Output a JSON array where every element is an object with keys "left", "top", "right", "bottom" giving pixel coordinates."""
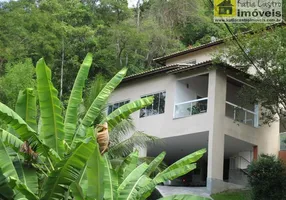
[
  {"left": 109, "top": 69, "right": 213, "bottom": 139},
  {"left": 109, "top": 66, "right": 280, "bottom": 193}
]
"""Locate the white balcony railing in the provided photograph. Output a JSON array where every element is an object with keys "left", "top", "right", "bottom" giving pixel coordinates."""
[
  {"left": 225, "top": 101, "right": 259, "bottom": 127},
  {"left": 174, "top": 98, "right": 208, "bottom": 119}
]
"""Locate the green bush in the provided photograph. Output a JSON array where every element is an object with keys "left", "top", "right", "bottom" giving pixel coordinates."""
[{"left": 248, "top": 154, "right": 286, "bottom": 200}]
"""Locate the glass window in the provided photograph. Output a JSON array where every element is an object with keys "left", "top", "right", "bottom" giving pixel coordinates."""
[
  {"left": 107, "top": 100, "right": 130, "bottom": 115},
  {"left": 140, "top": 91, "right": 166, "bottom": 118}
]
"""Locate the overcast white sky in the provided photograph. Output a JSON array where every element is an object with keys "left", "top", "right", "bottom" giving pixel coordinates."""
[{"left": 128, "top": 0, "right": 139, "bottom": 8}]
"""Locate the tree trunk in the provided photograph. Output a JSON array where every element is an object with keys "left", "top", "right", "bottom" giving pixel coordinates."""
[
  {"left": 136, "top": 0, "right": 141, "bottom": 30},
  {"left": 60, "top": 37, "right": 64, "bottom": 100}
]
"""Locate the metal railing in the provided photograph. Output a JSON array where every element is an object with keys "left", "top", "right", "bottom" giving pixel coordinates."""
[
  {"left": 230, "top": 155, "right": 251, "bottom": 170},
  {"left": 225, "top": 101, "right": 259, "bottom": 127},
  {"left": 174, "top": 98, "right": 208, "bottom": 119}
]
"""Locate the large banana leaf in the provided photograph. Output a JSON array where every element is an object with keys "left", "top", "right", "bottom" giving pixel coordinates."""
[
  {"left": 103, "top": 97, "right": 154, "bottom": 129},
  {"left": 103, "top": 154, "right": 118, "bottom": 200},
  {"left": 15, "top": 88, "right": 37, "bottom": 131},
  {"left": 0, "top": 138, "right": 19, "bottom": 199},
  {"left": 126, "top": 175, "right": 153, "bottom": 200},
  {"left": 117, "top": 163, "right": 149, "bottom": 200},
  {"left": 0, "top": 128, "right": 24, "bottom": 151},
  {"left": 162, "top": 149, "right": 206, "bottom": 174},
  {"left": 70, "top": 182, "right": 85, "bottom": 200},
  {"left": 138, "top": 164, "right": 197, "bottom": 200},
  {"left": 71, "top": 68, "right": 127, "bottom": 147},
  {"left": 0, "top": 135, "right": 19, "bottom": 179},
  {"left": 70, "top": 165, "right": 88, "bottom": 200},
  {"left": 0, "top": 169, "right": 15, "bottom": 199},
  {"left": 86, "top": 141, "right": 104, "bottom": 200},
  {"left": 153, "top": 164, "right": 197, "bottom": 184},
  {"left": 9, "top": 177, "right": 38, "bottom": 200},
  {"left": 118, "top": 151, "right": 139, "bottom": 183},
  {"left": 64, "top": 53, "right": 93, "bottom": 146},
  {"left": 159, "top": 195, "right": 210, "bottom": 200},
  {"left": 0, "top": 104, "right": 54, "bottom": 160},
  {"left": 0, "top": 102, "right": 37, "bottom": 144},
  {"left": 41, "top": 140, "right": 96, "bottom": 200},
  {"left": 13, "top": 154, "right": 38, "bottom": 194},
  {"left": 36, "top": 58, "right": 65, "bottom": 157},
  {"left": 144, "top": 152, "right": 166, "bottom": 176}
]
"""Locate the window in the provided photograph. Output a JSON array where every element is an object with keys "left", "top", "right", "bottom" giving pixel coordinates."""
[
  {"left": 107, "top": 100, "right": 130, "bottom": 115},
  {"left": 140, "top": 91, "right": 166, "bottom": 118}
]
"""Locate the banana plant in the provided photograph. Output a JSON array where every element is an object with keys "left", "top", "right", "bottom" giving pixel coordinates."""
[
  {"left": 71, "top": 145, "right": 208, "bottom": 200},
  {"left": 0, "top": 53, "right": 154, "bottom": 199}
]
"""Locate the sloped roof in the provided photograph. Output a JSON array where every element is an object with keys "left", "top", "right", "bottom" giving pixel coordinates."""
[
  {"left": 123, "top": 64, "right": 181, "bottom": 82},
  {"left": 153, "top": 40, "right": 223, "bottom": 64},
  {"left": 218, "top": 0, "right": 233, "bottom": 6},
  {"left": 153, "top": 22, "right": 285, "bottom": 65},
  {"left": 123, "top": 60, "right": 240, "bottom": 82}
]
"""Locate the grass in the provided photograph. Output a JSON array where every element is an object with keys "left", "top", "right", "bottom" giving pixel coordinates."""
[{"left": 211, "top": 190, "right": 252, "bottom": 200}]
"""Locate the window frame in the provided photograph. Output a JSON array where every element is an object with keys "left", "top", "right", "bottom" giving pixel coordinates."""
[
  {"left": 107, "top": 99, "right": 130, "bottom": 115},
  {"left": 140, "top": 90, "right": 166, "bottom": 118}
]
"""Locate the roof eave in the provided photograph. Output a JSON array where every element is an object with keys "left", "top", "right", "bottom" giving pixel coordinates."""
[{"left": 153, "top": 40, "right": 224, "bottom": 64}]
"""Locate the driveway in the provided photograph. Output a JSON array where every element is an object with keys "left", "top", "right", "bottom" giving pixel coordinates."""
[{"left": 156, "top": 186, "right": 212, "bottom": 199}]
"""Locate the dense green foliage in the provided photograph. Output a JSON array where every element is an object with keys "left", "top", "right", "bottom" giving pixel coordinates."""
[
  {"left": 0, "top": 0, "right": 271, "bottom": 106},
  {"left": 0, "top": 54, "right": 153, "bottom": 199},
  {"left": 247, "top": 154, "right": 286, "bottom": 200},
  {"left": 211, "top": 190, "right": 251, "bottom": 200},
  {"left": 0, "top": 59, "right": 35, "bottom": 108}
]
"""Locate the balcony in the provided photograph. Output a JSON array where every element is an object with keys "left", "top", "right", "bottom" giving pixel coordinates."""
[
  {"left": 174, "top": 74, "right": 209, "bottom": 119},
  {"left": 174, "top": 98, "right": 208, "bottom": 119},
  {"left": 225, "top": 77, "right": 259, "bottom": 127},
  {"left": 225, "top": 101, "right": 258, "bottom": 127}
]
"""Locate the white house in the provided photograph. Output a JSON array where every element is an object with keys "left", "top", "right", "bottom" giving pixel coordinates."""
[{"left": 107, "top": 38, "right": 280, "bottom": 194}]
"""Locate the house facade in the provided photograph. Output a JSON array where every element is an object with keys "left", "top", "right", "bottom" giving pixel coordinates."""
[{"left": 107, "top": 40, "right": 280, "bottom": 193}]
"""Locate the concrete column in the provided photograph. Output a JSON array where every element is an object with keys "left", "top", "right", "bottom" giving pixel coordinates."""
[{"left": 207, "top": 70, "right": 227, "bottom": 193}]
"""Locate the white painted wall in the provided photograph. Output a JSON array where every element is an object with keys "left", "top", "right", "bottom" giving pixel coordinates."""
[{"left": 175, "top": 75, "right": 208, "bottom": 103}]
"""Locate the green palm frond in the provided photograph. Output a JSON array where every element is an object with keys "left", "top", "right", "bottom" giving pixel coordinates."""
[
  {"left": 109, "top": 131, "right": 159, "bottom": 158},
  {"left": 109, "top": 118, "right": 135, "bottom": 144}
]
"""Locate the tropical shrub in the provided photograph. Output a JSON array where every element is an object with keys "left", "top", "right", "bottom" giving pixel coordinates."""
[
  {"left": 0, "top": 53, "right": 153, "bottom": 199},
  {"left": 248, "top": 154, "right": 286, "bottom": 200},
  {"left": 0, "top": 53, "right": 208, "bottom": 199}
]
